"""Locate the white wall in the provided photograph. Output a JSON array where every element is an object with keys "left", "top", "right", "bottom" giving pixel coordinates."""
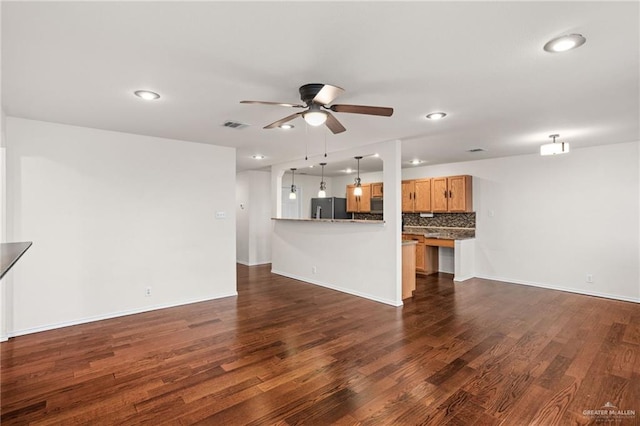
[
  {"left": 236, "top": 170, "right": 272, "bottom": 265},
  {"left": 5, "top": 118, "right": 238, "bottom": 336},
  {"left": 0, "top": 108, "right": 8, "bottom": 340},
  {"left": 402, "top": 141, "right": 640, "bottom": 302},
  {"left": 236, "top": 172, "right": 250, "bottom": 264},
  {"left": 271, "top": 140, "right": 403, "bottom": 306}
]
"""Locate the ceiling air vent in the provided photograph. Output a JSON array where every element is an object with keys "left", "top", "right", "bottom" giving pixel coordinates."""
[
  {"left": 222, "top": 120, "right": 250, "bottom": 130},
  {"left": 467, "top": 148, "right": 486, "bottom": 153}
]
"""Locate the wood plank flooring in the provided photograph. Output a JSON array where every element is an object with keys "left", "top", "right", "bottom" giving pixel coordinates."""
[{"left": 2, "top": 264, "right": 639, "bottom": 424}]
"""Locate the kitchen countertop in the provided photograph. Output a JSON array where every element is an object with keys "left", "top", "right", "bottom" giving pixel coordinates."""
[
  {"left": 403, "top": 226, "right": 475, "bottom": 240},
  {"left": 402, "top": 240, "right": 418, "bottom": 246},
  {"left": 273, "top": 218, "right": 385, "bottom": 224}
]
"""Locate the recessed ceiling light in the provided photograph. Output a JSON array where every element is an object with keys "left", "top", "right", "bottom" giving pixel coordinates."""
[
  {"left": 344, "top": 168, "right": 353, "bottom": 173},
  {"left": 543, "top": 34, "right": 586, "bottom": 53},
  {"left": 134, "top": 90, "right": 160, "bottom": 100},
  {"left": 279, "top": 123, "right": 295, "bottom": 130},
  {"left": 409, "top": 159, "right": 423, "bottom": 165},
  {"left": 426, "top": 112, "right": 447, "bottom": 120},
  {"left": 252, "top": 154, "right": 265, "bottom": 160}
]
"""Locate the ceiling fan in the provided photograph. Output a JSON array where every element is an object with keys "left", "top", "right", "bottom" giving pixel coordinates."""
[{"left": 240, "top": 83, "right": 393, "bottom": 134}]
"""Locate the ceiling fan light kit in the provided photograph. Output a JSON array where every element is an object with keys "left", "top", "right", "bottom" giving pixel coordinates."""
[
  {"left": 241, "top": 83, "right": 393, "bottom": 134},
  {"left": 303, "top": 110, "right": 327, "bottom": 126}
]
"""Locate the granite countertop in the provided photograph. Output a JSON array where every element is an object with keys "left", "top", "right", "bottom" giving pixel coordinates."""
[
  {"left": 403, "top": 226, "right": 475, "bottom": 240},
  {"left": 273, "top": 218, "right": 385, "bottom": 224}
]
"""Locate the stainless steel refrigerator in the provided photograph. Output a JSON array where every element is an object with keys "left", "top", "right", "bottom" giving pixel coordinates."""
[{"left": 311, "top": 197, "right": 350, "bottom": 219}]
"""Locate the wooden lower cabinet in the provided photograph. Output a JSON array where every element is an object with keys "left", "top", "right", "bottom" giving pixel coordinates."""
[{"left": 402, "top": 234, "right": 426, "bottom": 273}]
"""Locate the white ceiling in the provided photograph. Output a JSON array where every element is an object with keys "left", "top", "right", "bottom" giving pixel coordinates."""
[{"left": 2, "top": 1, "right": 638, "bottom": 176}]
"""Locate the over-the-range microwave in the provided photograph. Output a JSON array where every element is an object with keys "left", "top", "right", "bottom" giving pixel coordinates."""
[{"left": 370, "top": 197, "right": 383, "bottom": 214}]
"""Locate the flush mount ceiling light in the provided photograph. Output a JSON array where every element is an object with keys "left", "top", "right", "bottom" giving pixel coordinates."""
[
  {"left": 540, "top": 134, "right": 570, "bottom": 156},
  {"left": 410, "top": 159, "right": 423, "bottom": 165},
  {"left": 543, "top": 34, "right": 586, "bottom": 53},
  {"left": 279, "top": 123, "right": 295, "bottom": 130},
  {"left": 318, "top": 162, "right": 327, "bottom": 198},
  {"left": 353, "top": 156, "right": 363, "bottom": 196},
  {"left": 289, "top": 168, "right": 297, "bottom": 200},
  {"left": 252, "top": 154, "right": 265, "bottom": 160},
  {"left": 426, "top": 112, "right": 447, "bottom": 120},
  {"left": 134, "top": 90, "right": 160, "bottom": 100}
]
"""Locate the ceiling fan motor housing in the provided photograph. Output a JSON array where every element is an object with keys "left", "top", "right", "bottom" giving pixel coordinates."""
[{"left": 299, "top": 83, "right": 325, "bottom": 104}]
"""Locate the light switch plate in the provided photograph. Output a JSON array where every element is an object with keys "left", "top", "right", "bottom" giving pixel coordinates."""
[{"left": 215, "top": 211, "right": 226, "bottom": 219}]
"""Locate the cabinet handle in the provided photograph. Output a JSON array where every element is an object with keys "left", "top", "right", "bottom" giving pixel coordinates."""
[
  {"left": 409, "top": 192, "right": 412, "bottom": 200},
  {"left": 444, "top": 190, "right": 448, "bottom": 198},
  {"left": 449, "top": 190, "right": 453, "bottom": 198}
]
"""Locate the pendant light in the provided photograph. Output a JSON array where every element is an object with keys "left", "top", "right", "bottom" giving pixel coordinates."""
[
  {"left": 353, "top": 156, "right": 363, "bottom": 196},
  {"left": 318, "top": 163, "right": 327, "bottom": 198},
  {"left": 289, "top": 168, "right": 297, "bottom": 199},
  {"left": 540, "top": 134, "right": 570, "bottom": 156}
]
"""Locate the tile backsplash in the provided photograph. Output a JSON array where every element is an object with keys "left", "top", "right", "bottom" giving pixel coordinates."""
[
  {"left": 353, "top": 212, "right": 475, "bottom": 229},
  {"left": 404, "top": 212, "right": 475, "bottom": 228}
]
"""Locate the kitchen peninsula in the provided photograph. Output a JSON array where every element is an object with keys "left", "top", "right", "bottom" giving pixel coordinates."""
[{"left": 403, "top": 226, "right": 475, "bottom": 282}]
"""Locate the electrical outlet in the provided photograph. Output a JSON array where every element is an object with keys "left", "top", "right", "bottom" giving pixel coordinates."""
[
  {"left": 312, "top": 266, "right": 317, "bottom": 274},
  {"left": 586, "top": 274, "right": 593, "bottom": 284},
  {"left": 145, "top": 287, "right": 152, "bottom": 297}
]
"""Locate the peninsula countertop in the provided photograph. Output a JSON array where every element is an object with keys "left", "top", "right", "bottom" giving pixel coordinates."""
[
  {"left": 403, "top": 226, "right": 475, "bottom": 240},
  {"left": 273, "top": 218, "right": 385, "bottom": 224}
]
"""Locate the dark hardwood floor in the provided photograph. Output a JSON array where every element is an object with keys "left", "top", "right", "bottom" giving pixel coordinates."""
[{"left": 2, "top": 264, "right": 639, "bottom": 425}]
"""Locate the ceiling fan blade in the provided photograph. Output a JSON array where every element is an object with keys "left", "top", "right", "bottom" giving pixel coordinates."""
[
  {"left": 241, "top": 100, "right": 305, "bottom": 108},
  {"left": 312, "top": 84, "right": 345, "bottom": 105},
  {"left": 330, "top": 104, "right": 394, "bottom": 117},
  {"left": 325, "top": 112, "right": 346, "bottom": 134},
  {"left": 264, "top": 112, "right": 304, "bottom": 129}
]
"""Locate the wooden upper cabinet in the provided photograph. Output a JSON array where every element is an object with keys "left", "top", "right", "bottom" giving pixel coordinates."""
[
  {"left": 346, "top": 184, "right": 371, "bottom": 213},
  {"left": 413, "top": 179, "right": 432, "bottom": 212},
  {"left": 431, "top": 177, "right": 449, "bottom": 212},
  {"left": 402, "top": 181, "right": 416, "bottom": 212},
  {"left": 371, "top": 182, "right": 383, "bottom": 198},
  {"left": 402, "top": 179, "right": 432, "bottom": 212},
  {"left": 431, "top": 175, "right": 473, "bottom": 212}
]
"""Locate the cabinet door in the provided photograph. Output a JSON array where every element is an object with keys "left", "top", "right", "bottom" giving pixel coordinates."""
[
  {"left": 431, "top": 177, "right": 448, "bottom": 212},
  {"left": 414, "top": 179, "right": 432, "bottom": 212},
  {"left": 402, "top": 180, "right": 415, "bottom": 212},
  {"left": 415, "top": 242, "right": 426, "bottom": 272},
  {"left": 358, "top": 184, "right": 372, "bottom": 212},
  {"left": 448, "top": 175, "right": 472, "bottom": 212},
  {"left": 371, "top": 182, "right": 383, "bottom": 198},
  {"left": 346, "top": 184, "right": 358, "bottom": 212}
]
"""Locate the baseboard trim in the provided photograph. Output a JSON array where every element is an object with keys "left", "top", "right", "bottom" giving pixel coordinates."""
[
  {"left": 237, "top": 260, "right": 272, "bottom": 266},
  {"left": 475, "top": 274, "right": 640, "bottom": 304},
  {"left": 271, "top": 269, "right": 402, "bottom": 307},
  {"left": 6, "top": 292, "right": 238, "bottom": 338}
]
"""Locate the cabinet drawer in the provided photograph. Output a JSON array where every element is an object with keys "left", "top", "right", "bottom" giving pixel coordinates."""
[{"left": 424, "top": 238, "right": 454, "bottom": 248}]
